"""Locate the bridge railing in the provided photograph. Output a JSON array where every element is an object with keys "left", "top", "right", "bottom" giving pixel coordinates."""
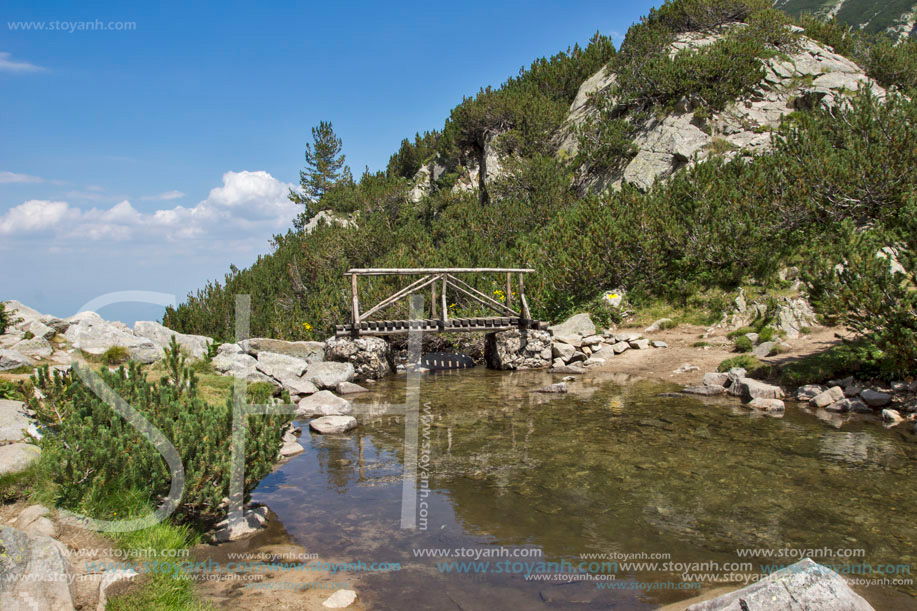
[{"left": 340, "top": 268, "right": 537, "bottom": 337}]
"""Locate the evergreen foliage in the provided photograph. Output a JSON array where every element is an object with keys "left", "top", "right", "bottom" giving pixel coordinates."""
[{"left": 289, "top": 120, "right": 350, "bottom": 228}]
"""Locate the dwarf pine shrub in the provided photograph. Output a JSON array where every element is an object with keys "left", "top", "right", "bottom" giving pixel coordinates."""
[{"left": 30, "top": 341, "right": 289, "bottom": 525}]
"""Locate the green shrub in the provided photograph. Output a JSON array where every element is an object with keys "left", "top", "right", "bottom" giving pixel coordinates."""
[
  {"left": 733, "top": 336, "right": 753, "bottom": 352},
  {"left": 692, "top": 341, "right": 712, "bottom": 347},
  {"left": 0, "top": 379, "right": 26, "bottom": 401},
  {"left": 717, "top": 354, "right": 763, "bottom": 373},
  {"left": 727, "top": 326, "right": 756, "bottom": 339},
  {"left": 101, "top": 346, "right": 131, "bottom": 366},
  {"left": 757, "top": 326, "right": 776, "bottom": 342},
  {"left": 30, "top": 341, "right": 290, "bottom": 525},
  {"left": 22, "top": 330, "right": 35, "bottom": 340}
]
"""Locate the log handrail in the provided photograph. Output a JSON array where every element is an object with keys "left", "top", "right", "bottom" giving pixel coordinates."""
[{"left": 345, "top": 267, "right": 535, "bottom": 276}]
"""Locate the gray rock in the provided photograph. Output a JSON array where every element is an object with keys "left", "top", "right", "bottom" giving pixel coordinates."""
[
  {"left": 217, "top": 342, "right": 244, "bottom": 356},
  {"left": 255, "top": 352, "right": 308, "bottom": 381},
  {"left": 337, "top": 381, "right": 368, "bottom": 394},
  {"left": 309, "top": 415, "right": 357, "bottom": 435},
  {"left": 552, "top": 342, "right": 576, "bottom": 362},
  {"left": 0, "top": 349, "right": 33, "bottom": 372},
  {"left": 674, "top": 363, "right": 699, "bottom": 374},
  {"left": 581, "top": 334, "right": 603, "bottom": 347},
  {"left": 11, "top": 337, "right": 53, "bottom": 360},
  {"left": 848, "top": 399, "right": 873, "bottom": 414},
  {"left": 211, "top": 352, "right": 273, "bottom": 384},
  {"left": 568, "top": 351, "right": 587, "bottom": 363},
  {"left": 63, "top": 313, "right": 160, "bottom": 363},
  {"left": 844, "top": 385, "right": 862, "bottom": 398},
  {"left": 0, "top": 399, "right": 33, "bottom": 443},
  {"left": 549, "top": 313, "right": 596, "bottom": 340},
  {"left": 22, "top": 320, "right": 56, "bottom": 340},
  {"left": 296, "top": 390, "right": 352, "bottom": 417},
  {"left": 583, "top": 357, "right": 606, "bottom": 367},
  {"left": 212, "top": 506, "right": 269, "bottom": 542},
  {"left": 747, "top": 398, "right": 786, "bottom": 412},
  {"left": 753, "top": 341, "right": 777, "bottom": 358},
  {"left": 304, "top": 361, "right": 355, "bottom": 390},
  {"left": 645, "top": 318, "right": 673, "bottom": 333},
  {"left": 324, "top": 336, "right": 392, "bottom": 380},
  {"left": 611, "top": 341, "right": 630, "bottom": 354},
  {"left": 590, "top": 346, "right": 617, "bottom": 361},
  {"left": 629, "top": 339, "right": 651, "bottom": 350},
  {"left": 10, "top": 505, "right": 57, "bottom": 538},
  {"left": 860, "top": 389, "right": 892, "bottom": 407},
  {"left": 651, "top": 340, "right": 669, "bottom": 348},
  {"left": 683, "top": 385, "right": 725, "bottom": 396},
  {"left": 279, "top": 440, "right": 305, "bottom": 457},
  {"left": 810, "top": 386, "right": 845, "bottom": 409},
  {"left": 239, "top": 338, "right": 325, "bottom": 363},
  {"left": 882, "top": 409, "right": 904, "bottom": 425},
  {"left": 733, "top": 378, "right": 785, "bottom": 401},
  {"left": 703, "top": 372, "right": 729, "bottom": 388},
  {"left": 535, "top": 383, "right": 567, "bottom": 394},
  {"left": 745, "top": 332, "right": 759, "bottom": 344},
  {"left": 282, "top": 377, "right": 318, "bottom": 397},
  {"left": 796, "top": 384, "right": 826, "bottom": 401},
  {"left": 322, "top": 588, "right": 358, "bottom": 609},
  {"left": 0, "top": 443, "right": 40, "bottom": 476},
  {"left": 824, "top": 399, "right": 853, "bottom": 413},
  {"left": 133, "top": 321, "right": 212, "bottom": 360},
  {"left": 685, "top": 558, "right": 874, "bottom": 611},
  {"left": 726, "top": 368, "right": 747, "bottom": 385},
  {"left": 0, "top": 525, "right": 74, "bottom": 610}
]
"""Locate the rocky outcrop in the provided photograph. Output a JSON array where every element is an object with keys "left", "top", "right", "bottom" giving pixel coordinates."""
[
  {"left": 324, "top": 336, "right": 392, "bottom": 380},
  {"left": 686, "top": 558, "right": 873, "bottom": 610},
  {"left": 0, "top": 399, "right": 35, "bottom": 444},
  {"left": 0, "top": 349, "right": 33, "bottom": 372},
  {"left": 133, "top": 321, "right": 212, "bottom": 360},
  {"left": 239, "top": 338, "right": 325, "bottom": 363},
  {"left": 301, "top": 210, "right": 355, "bottom": 234},
  {"left": 484, "top": 329, "right": 553, "bottom": 370},
  {"left": 64, "top": 312, "right": 161, "bottom": 364},
  {"left": 558, "top": 28, "right": 886, "bottom": 194}
]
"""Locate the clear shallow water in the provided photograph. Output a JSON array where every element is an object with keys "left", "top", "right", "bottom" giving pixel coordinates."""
[{"left": 254, "top": 367, "right": 917, "bottom": 610}]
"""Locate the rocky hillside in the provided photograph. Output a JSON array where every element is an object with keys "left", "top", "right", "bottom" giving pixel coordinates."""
[{"left": 775, "top": 0, "right": 917, "bottom": 40}]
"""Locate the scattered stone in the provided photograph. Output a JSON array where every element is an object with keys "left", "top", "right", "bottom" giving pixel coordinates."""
[
  {"left": 309, "top": 416, "right": 358, "bottom": 435},
  {"left": 212, "top": 506, "right": 269, "bottom": 542},
  {"left": 63, "top": 313, "right": 160, "bottom": 364},
  {"left": 629, "top": 339, "right": 651, "bottom": 350},
  {"left": 810, "top": 386, "right": 844, "bottom": 409},
  {"left": 651, "top": 340, "right": 669, "bottom": 348},
  {"left": 882, "top": 409, "right": 904, "bottom": 425},
  {"left": 611, "top": 341, "right": 630, "bottom": 354},
  {"left": 683, "top": 385, "right": 725, "bottom": 396},
  {"left": 828, "top": 376, "right": 855, "bottom": 388},
  {"left": 860, "top": 389, "right": 892, "bottom": 408},
  {"left": 568, "top": 351, "right": 587, "bottom": 364},
  {"left": 97, "top": 568, "right": 138, "bottom": 610},
  {"left": 282, "top": 377, "right": 319, "bottom": 397},
  {"left": 583, "top": 357, "right": 606, "bottom": 367},
  {"left": 337, "top": 381, "right": 368, "bottom": 394},
  {"left": 844, "top": 385, "right": 862, "bottom": 398},
  {"left": 0, "top": 525, "right": 74, "bottom": 610},
  {"left": 0, "top": 399, "right": 32, "bottom": 443},
  {"left": 726, "top": 368, "right": 746, "bottom": 385},
  {"left": 752, "top": 341, "right": 776, "bottom": 358},
  {"left": 279, "top": 440, "right": 305, "bottom": 457},
  {"left": 212, "top": 351, "right": 273, "bottom": 384},
  {"left": 0, "top": 349, "right": 33, "bottom": 372},
  {"left": 673, "top": 363, "right": 699, "bottom": 374},
  {"left": 745, "top": 332, "right": 759, "bottom": 344},
  {"left": 295, "top": 391, "right": 352, "bottom": 417},
  {"left": 645, "top": 318, "right": 673, "bottom": 333},
  {"left": 615, "top": 332, "right": 642, "bottom": 343},
  {"left": 581, "top": 334, "right": 603, "bottom": 347},
  {"left": 552, "top": 358, "right": 565, "bottom": 369},
  {"left": 746, "top": 398, "right": 785, "bottom": 412},
  {"left": 323, "top": 588, "right": 358, "bottom": 609},
  {"left": 848, "top": 399, "right": 873, "bottom": 414},
  {"left": 255, "top": 352, "right": 308, "bottom": 381},
  {"left": 562, "top": 376, "right": 575, "bottom": 382},
  {"left": 733, "top": 378, "right": 785, "bottom": 401},
  {"left": 10, "top": 505, "right": 57, "bottom": 538},
  {"left": 303, "top": 361, "right": 356, "bottom": 390},
  {"left": 824, "top": 399, "right": 853, "bottom": 413},
  {"left": 796, "top": 384, "right": 826, "bottom": 401},
  {"left": 548, "top": 313, "right": 596, "bottom": 343},
  {"left": 535, "top": 383, "right": 567, "bottom": 394},
  {"left": 703, "top": 372, "right": 729, "bottom": 388},
  {"left": 0, "top": 443, "right": 40, "bottom": 476}
]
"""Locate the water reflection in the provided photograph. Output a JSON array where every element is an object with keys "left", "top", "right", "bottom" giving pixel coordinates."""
[{"left": 255, "top": 368, "right": 917, "bottom": 609}]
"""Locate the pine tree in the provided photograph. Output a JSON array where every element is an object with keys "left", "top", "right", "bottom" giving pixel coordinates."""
[{"left": 289, "top": 121, "right": 348, "bottom": 215}]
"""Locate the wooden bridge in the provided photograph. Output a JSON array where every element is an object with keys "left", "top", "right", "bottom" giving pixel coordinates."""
[{"left": 335, "top": 268, "right": 546, "bottom": 337}]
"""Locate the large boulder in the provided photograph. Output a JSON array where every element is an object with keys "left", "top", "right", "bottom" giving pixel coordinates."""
[
  {"left": 731, "top": 378, "right": 785, "bottom": 401},
  {"left": 309, "top": 415, "right": 357, "bottom": 435},
  {"left": 296, "top": 390, "right": 352, "bottom": 417},
  {"left": 0, "top": 349, "right": 33, "bottom": 372},
  {"left": 548, "top": 314, "right": 596, "bottom": 346},
  {"left": 211, "top": 351, "right": 273, "bottom": 384},
  {"left": 63, "top": 313, "right": 160, "bottom": 364},
  {"left": 324, "top": 336, "right": 392, "bottom": 380},
  {"left": 239, "top": 338, "right": 325, "bottom": 363},
  {"left": 303, "top": 361, "right": 355, "bottom": 390},
  {"left": 810, "top": 386, "right": 845, "bottom": 409},
  {"left": 11, "top": 337, "right": 53, "bottom": 360},
  {"left": 484, "top": 329, "right": 552, "bottom": 370},
  {"left": 0, "top": 443, "right": 41, "bottom": 476},
  {"left": 133, "top": 321, "right": 212, "bottom": 360},
  {"left": 0, "top": 526, "right": 75, "bottom": 610},
  {"left": 0, "top": 399, "right": 33, "bottom": 443},
  {"left": 686, "top": 558, "right": 873, "bottom": 611},
  {"left": 255, "top": 352, "right": 309, "bottom": 381}
]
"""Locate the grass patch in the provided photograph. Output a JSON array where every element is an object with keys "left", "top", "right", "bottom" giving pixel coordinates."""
[
  {"left": 727, "top": 326, "right": 756, "bottom": 339},
  {"left": 692, "top": 341, "right": 712, "bottom": 348},
  {"left": 0, "top": 462, "right": 39, "bottom": 503},
  {"left": 0, "top": 379, "right": 27, "bottom": 400},
  {"left": 101, "top": 346, "right": 131, "bottom": 366},
  {"left": 776, "top": 340, "right": 886, "bottom": 386},
  {"left": 733, "top": 336, "right": 754, "bottom": 353},
  {"left": 717, "top": 354, "right": 765, "bottom": 374}
]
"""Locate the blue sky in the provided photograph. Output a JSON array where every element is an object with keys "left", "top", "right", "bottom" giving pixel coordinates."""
[{"left": 1, "top": 0, "right": 657, "bottom": 324}]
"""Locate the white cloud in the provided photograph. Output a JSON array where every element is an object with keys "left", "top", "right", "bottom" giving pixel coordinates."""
[
  {"left": 142, "top": 190, "right": 184, "bottom": 201},
  {"left": 0, "top": 171, "right": 43, "bottom": 184},
  {"left": 0, "top": 51, "right": 45, "bottom": 73},
  {"left": 0, "top": 171, "right": 298, "bottom": 246}
]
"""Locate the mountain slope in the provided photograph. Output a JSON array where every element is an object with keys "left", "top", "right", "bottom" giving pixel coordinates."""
[{"left": 774, "top": 0, "right": 917, "bottom": 39}]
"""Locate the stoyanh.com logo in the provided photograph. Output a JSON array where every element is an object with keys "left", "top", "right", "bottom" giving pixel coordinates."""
[{"left": 8, "top": 20, "right": 137, "bottom": 33}]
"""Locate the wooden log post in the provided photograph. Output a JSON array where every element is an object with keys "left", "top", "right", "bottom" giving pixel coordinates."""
[
  {"left": 441, "top": 276, "right": 448, "bottom": 324},
  {"left": 505, "top": 272, "right": 512, "bottom": 316},
  {"left": 351, "top": 274, "right": 360, "bottom": 336},
  {"left": 518, "top": 272, "right": 531, "bottom": 320},
  {"left": 431, "top": 280, "right": 438, "bottom": 318}
]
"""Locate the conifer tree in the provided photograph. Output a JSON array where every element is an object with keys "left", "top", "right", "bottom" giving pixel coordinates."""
[{"left": 289, "top": 121, "right": 348, "bottom": 221}]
